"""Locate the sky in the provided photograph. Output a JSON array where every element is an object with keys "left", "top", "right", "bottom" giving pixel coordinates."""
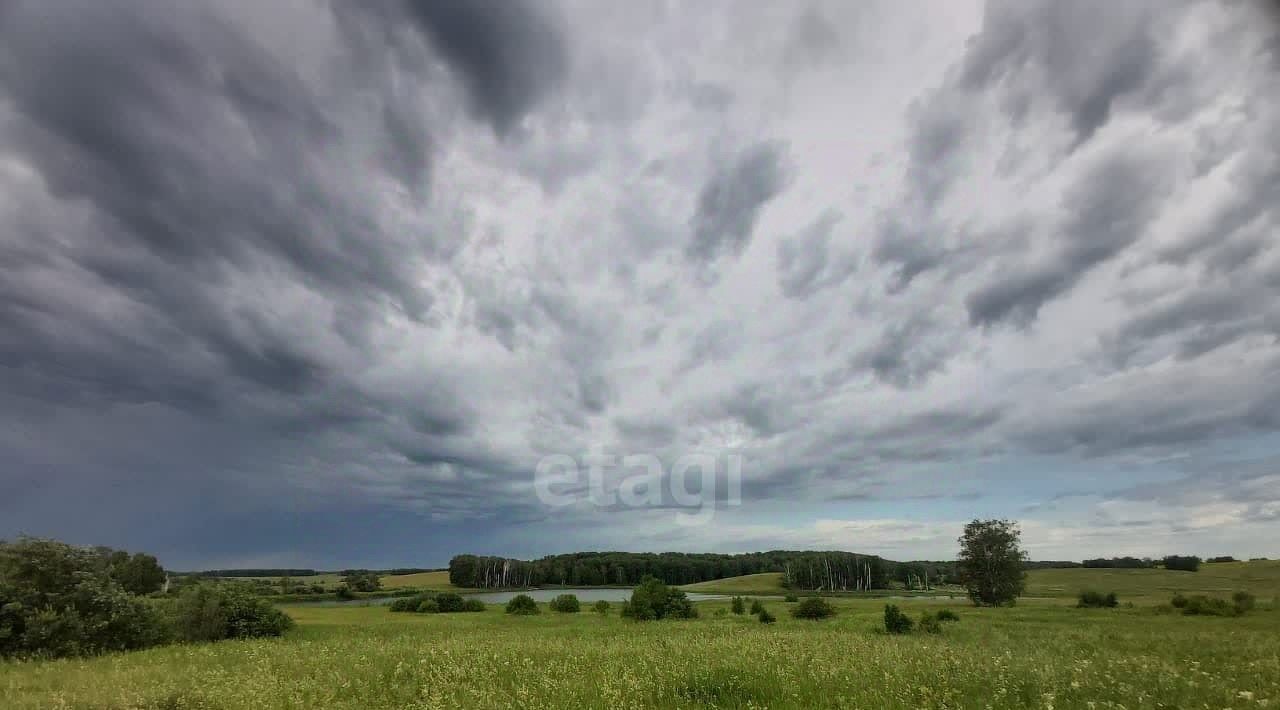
[{"left": 2, "top": 0, "right": 1279, "bottom": 570}]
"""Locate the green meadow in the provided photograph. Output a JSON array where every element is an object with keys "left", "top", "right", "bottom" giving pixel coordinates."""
[{"left": 3, "top": 565, "right": 1278, "bottom": 709}]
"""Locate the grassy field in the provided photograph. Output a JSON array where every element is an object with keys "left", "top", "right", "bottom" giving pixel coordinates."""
[
  {"left": 3, "top": 566, "right": 1278, "bottom": 708},
  {"left": 379, "top": 570, "right": 454, "bottom": 590},
  {"left": 1026, "top": 560, "right": 1280, "bottom": 600},
  {"left": 681, "top": 572, "right": 788, "bottom": 594},
  {"left": 3, "top": 596, "right": 1277, "bottom": 709}
]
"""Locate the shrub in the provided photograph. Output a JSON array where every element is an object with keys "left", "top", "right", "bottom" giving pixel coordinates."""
[
  {"left": 1180, "top": 595, "right": 1238, "bottom": 617},
  {"left": 334, "top": 586, "right": 355, "bottom": 600},
  {"left": 434, "top": 592, "right": 465, "bottom": 613},
  {"left": 1162, "top": 555, "right": 1201, "bottom": 572},
  {"left": 1207, "top": 556, "right": 1236, "bottom": 563},
  {"left": 171, "top": 585, "right": 294, "bottom": 642},
  {"left": 416, "top": 599, "right": 439, "bottom": 614},
  {"left": 621, "top": 576, "right": 698, "bottom": 620},
  {"left": 390, "top": 594, "right": 433, "bottom": 612},
  {"left": 784, "top": 594, "right": 799, "bottom": 603},
  {"left": 918, "top": 612, "right": 942, "bottom": 634},
  {"left": 749, "top": 599, "right": 765, "bottom": 615},
  {"left": 758, "top": 609, "right": 776, "bottom": 624},
  {"left": 1170, "top": 593, "right": 1189, "bottom": 608},
  {"left": 340, "top": 570, "right": 381, "bottom": 592},
  {"left": 1232, "top": 591, "right": 1256, "bottom": 614},
  {"left": 791, "top": 597, "right": 836, "bottom": 620},
  {"left": 730, "top": 596, "right": 746, "bottom": 615},
  {"left": 883, "top": 604, "right": 913, "bottom": 634},
  {"left": 593, "top": 600, "right": 610, "bottom": 615},
  {"left": 505, "top": 594, "right": 539, "bottom": 615},
  {"left": 1077, "top": 590, "right": 1119, "bottom": 608},
  {"left": 936, "top": 609, "right": 960, "bottom": 622},
  {"left": 0, "top": 537, "right": 170, "bottom": 659},
  {"left": 461, "top": 599, "right": 486, "bottom": 613},
  {"left": 549, "top": 594, "right": 581, "bottom": 613}
]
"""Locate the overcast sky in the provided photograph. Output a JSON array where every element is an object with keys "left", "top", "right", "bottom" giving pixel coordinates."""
[{"left": 2, "top": 0, "right": 1279, "bottom": 570}]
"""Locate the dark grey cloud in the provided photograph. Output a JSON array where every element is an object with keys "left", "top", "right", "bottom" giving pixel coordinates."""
[
  {"left": 776, "top": 211, "right": 854, "bottom": 299},
  {"left": 966, "top": 147, "right": 1171, "bottom": 327},
  {"left": 401, "top": 0, "right": 568, "bottom": 135},
  {"left": 850, "top": 314, "right": 953, "bottom": 389},
  {"left": 687, "top": 142, "right": 788, "bottom": 263},
  {"left": 959, "top": 0, "right": 1165, "bottom": 145}
]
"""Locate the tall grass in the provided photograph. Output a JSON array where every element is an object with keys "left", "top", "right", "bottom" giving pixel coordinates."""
[{"left": 2, "top": 598, "right": 1276, "bottom": 709}]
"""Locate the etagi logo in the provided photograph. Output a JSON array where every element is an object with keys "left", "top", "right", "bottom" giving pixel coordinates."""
[{"left": 534, "top": 451, "right": 742, "bottom": 526}]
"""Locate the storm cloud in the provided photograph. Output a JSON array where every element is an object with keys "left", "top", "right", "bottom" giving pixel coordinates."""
[{"left": 2, "top": 0, "right": 1279, "bottom": 567}]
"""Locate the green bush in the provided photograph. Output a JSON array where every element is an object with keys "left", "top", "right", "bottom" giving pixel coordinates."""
[
  {"left": 390, "top": 594, "right": 434, "bottom": 612},
  {"left": 1170, "top": 593, "right": 1188, "bottom": 608},
  {"left": 505, "top": 594, "right": 540, "bottom": 615},
  {"left": 730, "top": 596, "right": 746, "bottom": 615},
  {"left": 1179, "top": 595, "right": 1238, "bottom": 616},
  {"left": 749, "top": 599, "right": 765, "bottom": 615},
  {"left": 549, "top": 594, "right": 580, "bottom": 613},
  {"left": 334, "top": 586, "right": 355, "bottom": 600},
  {"left": 461, "top": 599, "right": 486, "bottom": 613},
  {"left": 918, "top": 612, "right": 943, "bottom": 634},
  {"left": 935, "top": 609, "right": 959, "bottom": 622},
  {"left": 883, "top": 604, "right": 913, "bottom": 634},
  {"left": 0, "top": 537, "right": 169, "bottom": 658},
  {"left": 1232, "top": 591, "right": 1256, "bottom": 613},
  {"left": 791, "top": 597, "right": 836, "bottom": 620},
  {"left": 170, "top": 585, "right": 294, "bottom": 642},
  {"left": 417, "top": 599, "right": 439, "bottom": 614},
  {"left": 434, "top": 592, "right": 465, "bottom": 613},
  {"left": 621, "top": 576, "right": 697, "bottom": 620},
  {"left": 784, "top": 594, "right": 799, "bottom": 603},
  {"left": 1077, "top": 590, "right": 1119, "bottom": 608},
  {"left": 593, "top": 600, "right": 610, "bottom": 615},
  {"left": 758, "top": 608, "right": 776, "bottom": 624}
]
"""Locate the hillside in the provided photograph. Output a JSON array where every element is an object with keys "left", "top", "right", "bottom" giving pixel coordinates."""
[
  {"left": 378, "top": 570, "right": 455, "bottom": 590},
  {"left": 680, "top": 573, "right": 787, "bottom": 594}
]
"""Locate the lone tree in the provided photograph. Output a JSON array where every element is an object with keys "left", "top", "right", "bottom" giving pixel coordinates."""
[{"left": 957, "top": 519, "right": 1027, "bottom": 606}]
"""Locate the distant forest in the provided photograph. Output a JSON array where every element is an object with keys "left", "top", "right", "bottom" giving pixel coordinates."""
[{"left": 447, "top": 551, "right": 1084, "bottom": 591}]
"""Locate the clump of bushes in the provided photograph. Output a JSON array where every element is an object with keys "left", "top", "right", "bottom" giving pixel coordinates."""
[
  {"left": 883, "top": 604, "right": 913, "bottom": 634},
  {"left": 758, "top": 608, "right": 776, "bottom": 624},
  {"left": 505, "top": 594, "right": 540, "bottom": 615},
  {"left": 730, "top": 596, "right": 746, "bottom": 615},
  {"left": 0, "top": 537, "right": 301, "bottom": 660},
  {"left": 549, "top": 594, "right": 581, "bottom": 613},
  {"left": 1232, "top": 591, "right": 1256, "bottom": 613},
  {"left": 1077, "top": 590, "right": 1119, "bottom": 608},
  {"left": 390, "top": 592, "right": 482, "bottom": 614},
  {"left": 390, "top": 593, "right": 435, "bottom": 612},
  {"left": 170, "top": 584, "right": 294, "bottom": 642},
  {"left": 783, "top": 594, "right": 799, "bottom": 602},
  {"left": 917, "top": 612, "right": 942, "bottom": 634},
  {"left": 593, "top": 600, "right": 610, "bottom": 615},
  {"left": 434, "top": 592, "right": 465, "bottom": 612},
  {"left": 749, "top": 599, "right": 765, "bottom": 615},
  {"left": 791, "top": 597, "right": 836, "bottom": 620},
  {"left": 936, "top": 609, "right": 960, "bottom": 622},
  {"left": 1169, "top": 591, "right": 1257, "bottom": 617},
  {"left": 621, "top": 576, "right": 697, "bottom": 620}
]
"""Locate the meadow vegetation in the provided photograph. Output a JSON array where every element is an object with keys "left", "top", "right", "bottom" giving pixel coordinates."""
[{"left": 3, "top": 595, "right": 1277, "bottom": 709}]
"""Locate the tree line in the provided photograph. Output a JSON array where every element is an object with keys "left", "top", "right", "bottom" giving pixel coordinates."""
[{"left": 448, "top": 550, "right": 902, "bottom": 590}]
